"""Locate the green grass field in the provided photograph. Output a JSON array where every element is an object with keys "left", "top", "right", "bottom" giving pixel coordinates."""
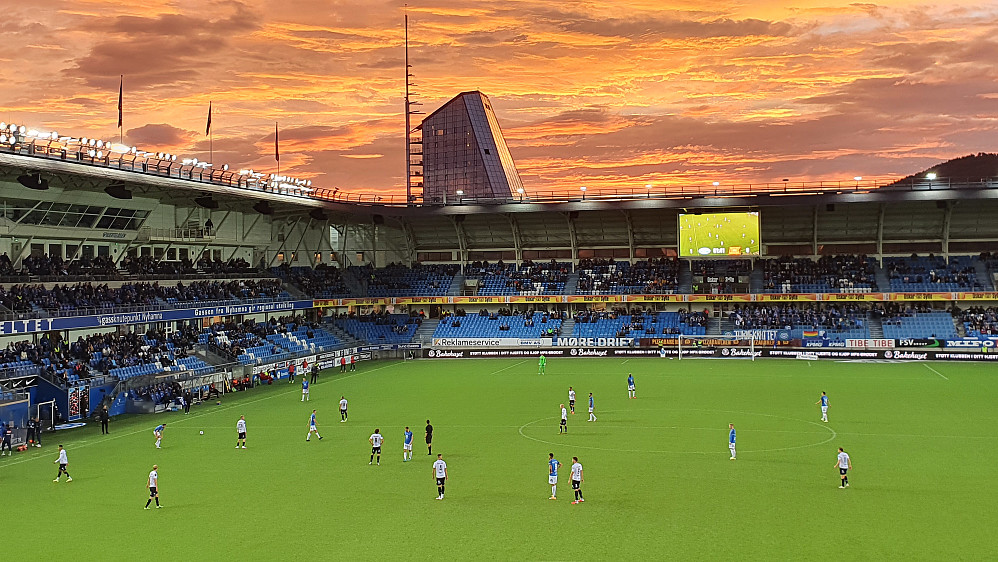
[
  {"left": 680, "top": 212, "right": 760, "bottom": 257},
  {"left": 4, "top": 357, "right": 996, "bottom": 560}
]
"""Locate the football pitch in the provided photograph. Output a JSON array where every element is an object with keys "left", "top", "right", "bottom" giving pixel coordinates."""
[{"left": 4, "top": 357, "right": 996, "bottom": 560}]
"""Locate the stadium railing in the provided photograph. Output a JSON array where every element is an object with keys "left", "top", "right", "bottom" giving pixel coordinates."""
[{"left": 4, "top": 128, "right": 998, "bottom": 207}]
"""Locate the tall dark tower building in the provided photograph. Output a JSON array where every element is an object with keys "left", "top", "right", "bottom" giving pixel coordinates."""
[{"left": 419, "top": 91, "right": 524, "bottom": 204}]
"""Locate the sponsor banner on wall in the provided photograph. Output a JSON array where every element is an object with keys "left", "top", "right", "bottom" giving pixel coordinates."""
[
  {"left": 757, "top": 293, "right": 819, "bottom": 302},
  {"left": 395, "top": 297, "right": 447, "bottom": 305},
  {"left": 423, "top": 346, "right": 998, "bottom": 362},
  {"left": 623, "top": 294, "right": 686, "bottom": 303},
  {"left": 895, "top": 338, "right": 942, "bottom": 348},
  {"left": 957, "top": 292, "right": 998, "bottom": 301},
  {"left": 0, "top": 300, "right": 314, "bottom": 336},
  {"left": 552, "top": 337, "right": 634, "bottom": 347},
  {"left": 565, "top": 295, "right": 624, "bottom": 303},
  {"left": 340, "top": 298, "right": 390, "bottom": 307},
  {"left": 452, "top": 296, "right": 509, "bottom": 304},
  {"left": 888, "top": 292, "right": 955, "bottom": 301},
  {"left": 686, "top": 294, "right": 753, "bottom": 302},
  {"left": 508, "top": 295, "right": 564, "bottom": 304},
  {"left": 431, "top": 338, "right": 554, "bottom": 347},
  {"left": 942, "top": 339, "right": 998, "bottom": 348},
  {"left": 845, "top": 339, "right": 896, "bottom": 349},
  {"left": 819, "top": 293, "right": 886, "bottom": 301}
]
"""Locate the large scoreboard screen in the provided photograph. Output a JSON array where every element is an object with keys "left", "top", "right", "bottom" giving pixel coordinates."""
[{"left": 679, "top": 212, "right": 760, "bottom": 257}]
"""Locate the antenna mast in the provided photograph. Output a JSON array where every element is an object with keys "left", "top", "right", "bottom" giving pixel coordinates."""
[{"left": 405, "top": 12, "right": 423, "bottom": 206}]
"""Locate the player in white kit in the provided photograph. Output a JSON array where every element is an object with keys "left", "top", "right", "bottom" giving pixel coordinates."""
[
  {"left": 835, "top": 447, "right": 851, "bottom": 488},
  {"left": 432, "top": 454, "right": 448, "bottom": 499},
  {"left": 236, "top": 415, "right": 247, "bottom": 448},
  {"left": 570, "top": 457, "right": 585, "bottom": 504},
  {"left": 369, "top": 429, "right": 384, "bottom": 465},
  {"left": 568, "top": 387, "right": 576, "bottom": 414}
]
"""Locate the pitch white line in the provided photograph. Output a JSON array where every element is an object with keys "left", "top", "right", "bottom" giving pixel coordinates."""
[
  {"left": 0, "top": 361, "right": 404, "bottom": 470},
  {"left": 924, "top": 364, "right": 949, "bottom": 380},
  {"left": 487, "top": 360, "right": 528, "bottom": 376}
]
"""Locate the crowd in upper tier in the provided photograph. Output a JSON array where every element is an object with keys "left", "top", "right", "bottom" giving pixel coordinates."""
[
  {"left": 576, "top": 258, "right": 680, "bottom": 295},
  {"left": 761, "top": 255, "right": 878, "bottom": 293},
  {"left": 0, "top": 252, "right": 260, "bottom": 279},
  {"left": 0, "top": 279, "right": 287, "bottom": 314}
]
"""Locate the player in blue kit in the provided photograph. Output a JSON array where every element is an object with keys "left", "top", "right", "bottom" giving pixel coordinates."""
[
  {"left": 153, "top": 423, "right": 166, "bottom": 449},
  {"left": 306, "top": 410, "right": 323, "bottom": 442},
  {"left": 728, "top": 423, "right": 736, "bottom": 460},
  {"left": 403, "top": 426, "right": 414, "bottom": 461},
  {"left": 627, "top": 373, "right": 636, "bottom": 399},
  {"left": 587, "top": 393, "right": 597, "bottom": 422},
  {"left": 301, "top": 378, "right": 310, "bottom": 402},
  {"left": 816, "top": 391, "right": 828, "bottom": 422},
  {"left": 548, "top": 453, "right": 561, "bottom": 500}
]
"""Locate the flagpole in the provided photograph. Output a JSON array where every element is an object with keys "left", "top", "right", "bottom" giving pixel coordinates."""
[
  {"left": 118, "top": 75, "right": 123, "bottom": 144},
  {"left": 275, "top": 122, "right": 280, "bottom": 179}
]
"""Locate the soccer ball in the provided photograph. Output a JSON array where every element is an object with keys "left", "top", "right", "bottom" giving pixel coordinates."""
[{"left": 199, "top": 431, "right": 204, "bottom": 435}]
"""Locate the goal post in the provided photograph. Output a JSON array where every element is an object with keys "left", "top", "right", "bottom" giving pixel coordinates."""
[{"left": 676, "top": 335, "right": 756, "bottom": 360}]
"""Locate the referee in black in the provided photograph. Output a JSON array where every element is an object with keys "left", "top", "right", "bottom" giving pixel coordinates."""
[
  {"left": 425, "top": 419, "right": 433, "bottom": 455},
  {"left": 99, "top": 406, "right": 110, "bottom": 434}
]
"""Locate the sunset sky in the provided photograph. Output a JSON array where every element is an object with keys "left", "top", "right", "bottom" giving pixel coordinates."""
[{"left": 2, "top": 1, "right": 997, "bottom": 197}]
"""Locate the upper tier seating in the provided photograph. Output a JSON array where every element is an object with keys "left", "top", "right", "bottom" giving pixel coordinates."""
[
  {"left": 576, "top": 258, "right": 679, "bottom": 295},
  {"left": 354, "top": 263, "right": 459, "bottom": 297},
  {"left": 433, "top": 311, "right": 562, "bottom": 339},
  {"left": 466, "top": 260, "right": 570, "bottom": 295},
  {"left": 336, "top": 313, "right": 421, "bottom": 344},
  {"left": 572, "top": 310, "right": 707, "bottom": 337},
  {"left": 761, "top": 255, "right": 877, "bottom": 293},
  {"left": 885, "top": 255, "right": 980, "bottom": 292}
]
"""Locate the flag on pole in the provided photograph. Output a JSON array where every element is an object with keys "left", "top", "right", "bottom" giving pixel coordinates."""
[
  {"left": 117, "top": 75, "right": 123, "bottom": 128},
  {"left": 206, "top": 101, "right": 212, "bottom": 136},
  {"left": 275, "top": 122, "right": 280, "bottom": 162}
]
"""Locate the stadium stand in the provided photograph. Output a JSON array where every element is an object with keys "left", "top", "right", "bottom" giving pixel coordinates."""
[
  {"left": 572, "top": 308, "right": 706, "bottom": 337},
  {"left": 200, "top": 316, "right": 340, "bottom": 365},
  {"left": 576, "top": 258, "right": 679, "bottom": 294},
  {"left": 879, "top": 304, "right": 959, "bottom": 339},
  {"left": 959, "top": 306, "right": 998, "bottom": 338},
  {"left": 465, "top": 259, "right": 570, "bottom": 295},
  {"left": 335, "top": 312, "right": 422, "bottom": 344},
  {"left": 434, "top": 310, "right": 562, "bottom": 339},
  {"left": 355, "top": 263, "right": 459, "bottom": 297},
  {"left": 727, "top": 304, "right": 870, "bottom": 341},
  {"left": 0, "top": 279, "right": 289, "bottom": 316},
  {"left": 761, "top": 255, "right": 877, "bottom": 293},
  {"left": 884, "top": 255, "right": 980, "bottom": 292},
  {"left": 274, "top": 264, "right": 351, "bottom": 298}
]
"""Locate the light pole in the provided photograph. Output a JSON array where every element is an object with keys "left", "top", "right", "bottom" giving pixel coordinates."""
[{"left": 580, "top": 186, "right": 587, "bottom": 201}]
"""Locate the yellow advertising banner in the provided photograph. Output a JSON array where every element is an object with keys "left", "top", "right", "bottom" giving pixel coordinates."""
[
  {"left": 312, "top": 299, "right": 340, "bottom": 308},
  {"left": 888, "top": 292, "right": 953, "bottom": 301},
  {"left": 686, "top": 294, "right": 753, "bottom": 302},
  {"left": 508, "top": 295, "right": 564, "bottom": 304},
  {"left": 452, "top": 296, "right": 508, "bottom": 304},
  {"left": 820, "top": 293, "right": 885, "bottom": 302},
  {"left": 340, "top": 298, "right": 390, "bottom": 307},
  {"left": 624, "top": 294, "right": 686, "bottom": 303},
  {"left": 957, "top": 292, "right": 998, "bottom": 301},
  {"left": 565, "top": 295, "right": 623, "bottom": 303},
  {"left": 757, "top": 293, "right": 819, "bottom": 302},
  {"left": 395, "top": 297, "right": 447, "bottom": 305}
]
